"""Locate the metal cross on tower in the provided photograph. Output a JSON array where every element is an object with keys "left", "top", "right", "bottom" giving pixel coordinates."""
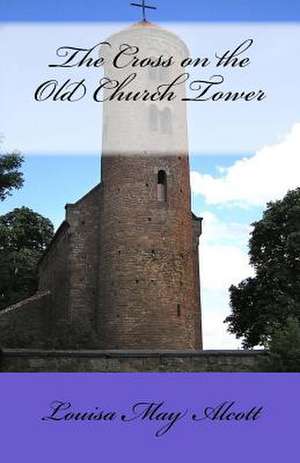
[{"left": 130, "top": 1, "right": 157, "bottom": 22}]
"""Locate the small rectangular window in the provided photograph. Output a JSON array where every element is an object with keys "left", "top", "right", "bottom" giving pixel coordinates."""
[{"left": 157, "top": 170, "right": 167, "bottom": 202}]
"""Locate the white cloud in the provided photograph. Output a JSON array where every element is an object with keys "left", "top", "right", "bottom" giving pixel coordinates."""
[
  {"left": 202, "top": 304, "right": 241, "bottom": 350},
  {"left": 191, "top": 123, "right": 300, "bottom": 207},
  {"left": 201, "top": 248, "right": 250, "bottom": 349},
  {"left": 201, "top": 243, "right": 252, "bottom": 292},
  {"left": 1, "top": 24, "right": 300, "bottom": 154},
  {"left": 199, "top": 212, "right": 253, "bottom": 348},
  {"left": 201, "top": 211, "right": 250, "bottom": 247},
  {"left": 200, "top": 211, "right": 252, "bottom": 291}
]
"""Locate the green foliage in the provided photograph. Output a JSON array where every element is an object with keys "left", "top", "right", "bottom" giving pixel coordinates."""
[
  {"left": 257, "top": 317, "right": 300, "bottom": 372},
  {"left": 225, "top": 188, "right": 300, "bottom": 348},
  {"left": 0, "top": 207, "right": 54, "bottom": 309},
  {"left": 0, "top": 152, "right": 24, "bottom": 201}
]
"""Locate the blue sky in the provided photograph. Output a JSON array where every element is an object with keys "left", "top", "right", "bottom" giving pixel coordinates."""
[
  {"left": 1, "top": 1, "right": 299, "bottom": 348},
  {"left": 2, "top": 154, "right": 256, "bottom": 230}
]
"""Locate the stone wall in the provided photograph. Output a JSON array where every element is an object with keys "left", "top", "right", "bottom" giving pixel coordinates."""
[
  {"left": 0, "top": 291, "right": 51, "bottom": 348},
  {"left": 38, "top": 184, "right": 101, "bottom": 332},
  {"left": 0, "top": 350, "right": 263, "bottom": 372},
  {"left": 65, "top": 184, "right": 101, "bottom": 329},
  {"left": 39, "top": 222, "right": 70, "bottom": 321}
]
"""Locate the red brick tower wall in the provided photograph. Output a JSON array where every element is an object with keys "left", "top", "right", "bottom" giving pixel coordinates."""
[
  {"left": 98, "top": 23, "right": 202, "bottom": 350},
  {"left": 99, "top": 155, "right": 202, "bottom": 349}
]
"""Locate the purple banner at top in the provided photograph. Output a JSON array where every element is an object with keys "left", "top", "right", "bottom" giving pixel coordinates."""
[
  {"left": 0, "top": 373, "right": 299, "bottom": 463},
  {"left": 2, "top": 0, "right": 300, "bottom": 22}
]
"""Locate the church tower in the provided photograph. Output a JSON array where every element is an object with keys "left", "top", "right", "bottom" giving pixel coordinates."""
[
  {"left": 98, "top": 20, "right": 203, "bottom": 350},
  {"left": 0, "top": 14, "right": 203, "bottom": 354}
]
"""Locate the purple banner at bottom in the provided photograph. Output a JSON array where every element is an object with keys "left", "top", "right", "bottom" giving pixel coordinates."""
[{"left": 0, "top": 373, "right": 298, "bottom": 462}]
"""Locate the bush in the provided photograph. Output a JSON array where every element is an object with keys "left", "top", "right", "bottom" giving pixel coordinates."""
[{"left": 257, "top": 317, "right": 300, "bottom": 372}]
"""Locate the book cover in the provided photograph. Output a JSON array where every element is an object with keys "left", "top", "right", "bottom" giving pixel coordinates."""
[{"left": 0, "top": 1, "right": 299, "bottom": 461}]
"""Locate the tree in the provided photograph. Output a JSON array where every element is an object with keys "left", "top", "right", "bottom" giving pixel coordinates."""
[
  {"left": 257, "top": 317, "right": 300, "bottom": 372},
  {"left": 225, "top": 188, "right": 300, "bottom": 348},
  {"left": 0, "top": 207, "right": 54, "bottom": 309},
  {"left": 0, "top": 152, "right": 24, "bottom": 201}
]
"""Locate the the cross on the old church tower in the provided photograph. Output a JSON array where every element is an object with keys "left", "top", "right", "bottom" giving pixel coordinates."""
[{"left": 130, "top": 0, "right": 157, "bottom": 22}]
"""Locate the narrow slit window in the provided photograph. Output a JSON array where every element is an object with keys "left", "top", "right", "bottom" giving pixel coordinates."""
[
  {"left": 160, "top": 107, "right": 172, "bottom": 134},
  {"left": 149, "top": 66, "right": 159, "bottom": 81},
  {"left": 157, "top": 170, "right": 167, "bottom": 202},
  {"left": 159, "top": 66, "right": 170, "bottom": 82},
  {"left": 149, "top": 104, "right": 159, "bottom": 132}
]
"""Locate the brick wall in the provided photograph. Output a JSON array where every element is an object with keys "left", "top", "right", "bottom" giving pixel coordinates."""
[
  {"left": 0, "top": 291, "right": 51, "bottom": 348},
  {"left": 65, "top": 185, "right": 101, "bottom": 330},
  {"left": 38, "top": 185, "right": 101, "bottom": 335},
  {"left": 39, "top": 222, "right": 70, "bottom": 321},
  {"left": 99, "top": 155, "right": 202, "bottom": 350},
  {"left": 0, "top": 349, "right": 263, "bottom": 372}
]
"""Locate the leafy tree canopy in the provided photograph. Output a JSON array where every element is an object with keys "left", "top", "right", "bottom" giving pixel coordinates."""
[
  {"left": 257, "top": 317, "right": 300, "bottom": 372},
  {"left": 0, "top": 207, "right": 54, "bottom": 309},
  {"left": 0, "top": 152, "right": 24, "bottom": 201},
  {"left": 225, "top": 188, "right": 300, "bottom": 348}
]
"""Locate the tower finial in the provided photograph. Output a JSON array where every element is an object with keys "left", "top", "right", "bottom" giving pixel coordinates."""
[{"left": 130, "top": 1, "right": 157, "bottom": 22}]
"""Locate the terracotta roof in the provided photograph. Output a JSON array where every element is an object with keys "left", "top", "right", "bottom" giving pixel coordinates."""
[{"left": 129, "top": 20, "right": 161, "bottom": 29}]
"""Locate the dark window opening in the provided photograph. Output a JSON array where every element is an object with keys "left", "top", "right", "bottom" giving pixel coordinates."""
[
  {"left": 157, "top": 170, "right": 167, "bottom": 202},
  {"left": 177, "top": 304, "right": 181, "bottom": 317},
  {"left": 158, "top": 170, "right": 166, "bottom": 184}
]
